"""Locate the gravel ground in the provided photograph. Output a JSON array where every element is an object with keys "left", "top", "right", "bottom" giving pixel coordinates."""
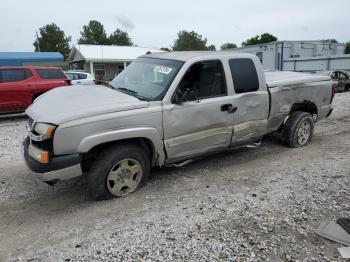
[{"left": 0, "top": 93, "right": 349, "bottom": 261}]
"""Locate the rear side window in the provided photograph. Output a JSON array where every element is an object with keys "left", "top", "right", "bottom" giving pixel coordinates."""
[
  {"left": 77, "top": 73, "right": 87, "bottom": 79},
  {"left": 36, "top": 69, "right": 66, "bottom": 79},
  {"left": 229, "top": 59, "right": 259, "bottom": 93},
  {"left": 66, "top": 73, "right": 78, "bottom": 80},
  {"left": 0, "top": 69, "right": 32, "bottom": 83}
]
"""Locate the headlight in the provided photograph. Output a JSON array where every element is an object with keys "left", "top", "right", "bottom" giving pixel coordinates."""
[{"left": 34, "top": 123, "right": 57, "bottom": 139}]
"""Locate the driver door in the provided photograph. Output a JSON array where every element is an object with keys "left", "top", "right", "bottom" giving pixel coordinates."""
[{"left": 162, "top": 60, "right": 234, "bottom": 162}]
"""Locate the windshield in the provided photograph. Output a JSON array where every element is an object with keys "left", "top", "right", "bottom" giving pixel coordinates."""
[{"left": 109, "top": 57, "right": 183, "bottom": 101}]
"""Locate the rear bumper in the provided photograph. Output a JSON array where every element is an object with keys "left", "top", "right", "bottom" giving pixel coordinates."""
[{"left": 22, "top": 137, "right": 81, "bottom": 182}]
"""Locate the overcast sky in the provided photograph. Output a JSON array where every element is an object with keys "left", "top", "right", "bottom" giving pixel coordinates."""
[{"left": 1, "top": 0, "right": 350, "bottom": 51}]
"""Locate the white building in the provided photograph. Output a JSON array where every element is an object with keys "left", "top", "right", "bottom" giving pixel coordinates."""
[
  {"left": 227, "top": 40, "right": 345, "bottom": 70},
  {"left": 69, "top": 45, "right": 163, "bottom": 81}
]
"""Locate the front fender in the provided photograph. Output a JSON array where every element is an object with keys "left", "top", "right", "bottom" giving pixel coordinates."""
[{"left": 77, "top": 127, "right": 165, "bottom": 166}]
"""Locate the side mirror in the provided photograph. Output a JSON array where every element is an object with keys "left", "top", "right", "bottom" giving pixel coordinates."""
[
  {"left": 173, "top": 89, "right": 185, "bottom": 104},
  {"left": 173, "top": 88, "right": 199, "bottom": 104}
]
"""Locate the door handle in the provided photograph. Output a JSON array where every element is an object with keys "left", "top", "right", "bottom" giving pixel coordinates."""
[{"left": 221, "top": 104, "right": 237, "bottom": 113}]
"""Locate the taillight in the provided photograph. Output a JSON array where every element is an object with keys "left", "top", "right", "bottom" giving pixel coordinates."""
[{"left": 330, "top": 83, "right": 336, "bottom": 103}]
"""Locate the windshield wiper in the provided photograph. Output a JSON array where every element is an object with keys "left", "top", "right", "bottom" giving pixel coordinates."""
[
  {"left": 117, "top": 87, "right": 137, "bottom": 95},
  {"left": 105, "top": 82, "right": 116, "bottom": 89},
  {"left": 116, "top": 87, "right": 150, "bottom": 101}
]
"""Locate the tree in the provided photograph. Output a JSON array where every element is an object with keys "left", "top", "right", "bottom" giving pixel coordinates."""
[
  {"left": 208, "top": 45, "right": 216, "bottom": 51},
  {"left": 160, "top": 47, "right": 171, "bottom": 52},
  {"left": 172, "top": 30, "right": 214, "bottom": 51},
  {"left": 108, "top": 29, "right": 133, "bottom": 46},
  {"left": 220, "top": 43, "right": 237, "bottom": 50},
  {"left": 78, "top": 20, "right": 108, "bottom": 45},
  {"left": 345, "top": 42, "right": 350, "bottom": 54},
  {"left": 323, "top": 39, "right": 338, "bottom": 43},
  {"left": 33, "top": 23, "right": 71, "bottom": 59},
  {"left": 242, "top": 33, "right": 277, "bottom": 46}
]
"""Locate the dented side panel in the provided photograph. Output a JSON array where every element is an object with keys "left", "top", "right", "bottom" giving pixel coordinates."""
[
  {"left": 229, "top": 91, "right": 269, "bottom": 144},
  {"left": 267, "top": 80, "right": 332, "bottom": 134}
]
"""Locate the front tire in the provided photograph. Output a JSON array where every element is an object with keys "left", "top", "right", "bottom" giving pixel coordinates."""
[
  {"left": 86, "top": 143, "right": 150, "bottom": 201},
  {"left": 282, "top": 111, "right": 314, "bottom": 148}
]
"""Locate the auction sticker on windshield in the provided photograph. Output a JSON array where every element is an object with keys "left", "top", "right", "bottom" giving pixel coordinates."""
[{"left": 154, "top": 65, "right": 173, "bottom": 75}]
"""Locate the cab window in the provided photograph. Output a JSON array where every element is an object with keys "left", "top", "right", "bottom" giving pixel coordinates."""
[
  {"left": 229, "top": 58, "right": 259, "bottom": 93},
  {"left": 176, "top": 60, "right": 227, "bottom": 101}
]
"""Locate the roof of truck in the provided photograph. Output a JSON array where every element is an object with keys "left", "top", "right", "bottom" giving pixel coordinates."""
[{"left": 140, "top": 51, "right": 256, "bottom": 61}]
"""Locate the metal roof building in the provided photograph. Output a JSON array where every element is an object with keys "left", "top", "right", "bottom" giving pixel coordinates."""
[
  {"left": 69, "top": 45, "right": 163, "bottom": 81},
  {"left": 226, "top": 40, "right": 346, "bottom": 71},
  {"left": 0, "top": 52, "right": 64, "bottom": 66}
]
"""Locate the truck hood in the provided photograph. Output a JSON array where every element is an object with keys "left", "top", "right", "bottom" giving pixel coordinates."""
[{"left": 26, "top": 85, "right": 149, "bottom": 124}]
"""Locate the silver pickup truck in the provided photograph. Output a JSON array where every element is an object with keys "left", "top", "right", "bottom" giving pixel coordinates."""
[{"left": 23, "top": 52, "right": 334, "bottom": 200}]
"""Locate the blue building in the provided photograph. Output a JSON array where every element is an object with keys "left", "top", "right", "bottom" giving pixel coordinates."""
[{"left": 0, "top": 52, "right": 64, "bottom": 66}]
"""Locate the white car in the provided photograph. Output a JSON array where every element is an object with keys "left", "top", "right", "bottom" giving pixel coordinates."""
[{"left": 65, "top": 71, "right": 96, "bottom": 85}]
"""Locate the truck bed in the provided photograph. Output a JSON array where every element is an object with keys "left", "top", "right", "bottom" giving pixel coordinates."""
[
  {"left": 265, "top": 70, "right": 333, "bottom": 135},
  {"left": 265, "top": 70, "right": 330, "bottom": 88}
]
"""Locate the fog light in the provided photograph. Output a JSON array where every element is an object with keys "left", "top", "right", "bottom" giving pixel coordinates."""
[{"left": 28, "top": 144, "right": 50, "bottom": 164}]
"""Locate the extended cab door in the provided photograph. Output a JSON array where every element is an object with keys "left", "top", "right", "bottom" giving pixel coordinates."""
[
  {"left": 162, "top": 60, "right": 235, "bottom": 162},
  {"left": 226, "top": 57, "right": 270, "bottom": 145}
]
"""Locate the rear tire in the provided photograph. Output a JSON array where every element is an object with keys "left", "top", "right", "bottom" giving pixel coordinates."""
[
  {"left": 86, "top": 143, "right": 150, "bottom": 201},
  {"left": 282, "top": 111, "right": 314, "bottom": 148}
]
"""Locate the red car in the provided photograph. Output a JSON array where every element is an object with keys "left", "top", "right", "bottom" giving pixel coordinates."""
[{"left": 0, "top": 66, "right": 70, "bottom": 114}]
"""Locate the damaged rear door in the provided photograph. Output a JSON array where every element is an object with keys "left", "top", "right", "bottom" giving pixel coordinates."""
[{"left": 227, "top": 58, "right": 269, "bottom": 145}]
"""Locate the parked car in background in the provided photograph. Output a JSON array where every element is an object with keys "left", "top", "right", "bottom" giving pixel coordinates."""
[
  {"left": 0, "top": 66, "right": 70, "bottom": 114},
  {"left": 312, "top": 70, "right": 350, "bottom": 92},
  {"left": 65, "top": 71, "right": 96, "bottom": 85}
]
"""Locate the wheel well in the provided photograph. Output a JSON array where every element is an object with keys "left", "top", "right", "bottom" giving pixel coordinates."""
[
  {"left": 80, "top": 138, "right": 155, "bottom": 173},
  {"left": 278, "top": 101, "right": 318, "bottom": 132},
  {"left": 290, "top": 101, "right": 317, "bottom": 116}
]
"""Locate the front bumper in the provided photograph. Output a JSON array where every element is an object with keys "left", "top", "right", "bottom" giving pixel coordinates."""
[{"left": 22, "top": 137, "right": 82, "bottom": 182}]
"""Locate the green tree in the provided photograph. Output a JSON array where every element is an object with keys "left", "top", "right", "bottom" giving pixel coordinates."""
[
  {"left": 220, "top": 43, "right": 237, "bottom": 50},
  {"left": 208, "top": 44, "right": 216, "bottom": 51},
  {"left": 172, "top": 30, "right": 214, "bottom": 51},
  {"left": 242, "top": 33, "right": 277, "bottom": 46},
  {"left": 323, "top": 39, "right": 338, "bottom": 43},
  {"left": 78, "top": 20, "right": 108, "bottom": 45},
  {"left": 345, "top": 42, "right": 350, "bottom": 54},
  {"left": 33, "top": 23, "right": 71, "bottom": 59},
  {"left": 108, "top": 29, "right": 133, "bottom": 46},
  {"left": 160, "top": 47, "right": 171, "bottom": 52}
]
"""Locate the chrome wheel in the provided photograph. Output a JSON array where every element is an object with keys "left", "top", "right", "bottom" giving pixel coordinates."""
[
  {"left": 106, "top": 158, "right": 143, "bottom": 197},
  {"left": 297, "top": 121, "right": 311, "bottom": 145}
]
